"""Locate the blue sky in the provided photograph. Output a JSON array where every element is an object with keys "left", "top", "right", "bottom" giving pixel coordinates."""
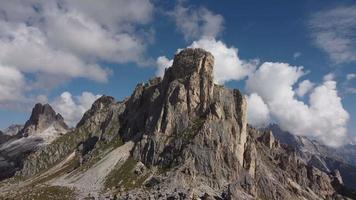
[{"left": 0, "top": 0, "right": 355, "bottom": 146}]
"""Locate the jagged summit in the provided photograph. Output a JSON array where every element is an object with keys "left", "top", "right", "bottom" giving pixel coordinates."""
[
  {"left": 76, "top": 95, "right": 114, "bottom": 128},
  {"left": 20, "top": 103, "right": 68, "bottom": 137},
  {"left": 167, "top": 48, "right": 214, "bottom": 81},
  {"left": 0, "top": 103, "right": 69, "bottom": 181}
]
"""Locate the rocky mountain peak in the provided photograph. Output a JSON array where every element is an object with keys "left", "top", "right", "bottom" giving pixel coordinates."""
[
  {"left": 158, "top": 48, "right": 215, "bottom": 117},
  {"left": 168, "top": 48, "right": 214, "bottom": 81},
  {"left": 76, "top": 95, "right": 114, "bottom": 128},
  {"left": 20, "top": 103, "right": 68, "bottom": 136},
  {"left": 29, "top": 103, "right": 58, "bottom": 123}
]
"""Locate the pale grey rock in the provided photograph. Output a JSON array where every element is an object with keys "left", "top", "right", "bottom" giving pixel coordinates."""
[
  {"left": 20, "top": 103, "right": 68, "bottom": 137},
  {"left": 265, "top": 124, "right": 356, "bottom": 191},
  {"left": 333, "top": 169, "right": 343, "bottom": 185},
  {"left": 258, "top": 130, "right": 278, "bottom": 149}
]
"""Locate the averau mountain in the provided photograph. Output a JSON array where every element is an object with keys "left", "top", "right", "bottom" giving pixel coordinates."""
[{"left": 0, "top": 48, "right": 355, "bottom": 200}]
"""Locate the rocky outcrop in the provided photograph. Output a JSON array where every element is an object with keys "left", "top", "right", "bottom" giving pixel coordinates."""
[
  {"left": 20, "top": 103, "right": 68, "bottom": 137},
  {"left": 258, "top": 130, "right": 279, "bottom": 149},
  {"left": 128, "top": 49, "right": 247, "bottom": 181},
  {"left": 7, "top": 48, "right": 354, "bottom": 199}
]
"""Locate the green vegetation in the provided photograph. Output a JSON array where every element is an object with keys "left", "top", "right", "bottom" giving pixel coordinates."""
[
  {"left": 22, "top": 123, "right": 122, "bottom": 178},
  {"left": 178, "top": 117, "right": 205, "bottom": 143},
  {"left": 30, "top": 154, "right": 80, "bottom": 186},
  {"left": 77, "top": 135, "right": 123, "bottom": 172},
  {"left": 104, "top": 157, "right": 149, "bottom": 191},
  {"left": 25, "top": 128, "right": 91, "bottom": 177},
  {"left": 5, "top": 185, "right": 76, "bottom": 200}
]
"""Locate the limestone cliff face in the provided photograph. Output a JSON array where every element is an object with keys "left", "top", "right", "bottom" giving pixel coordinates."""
[
  {"left": 126, "top": 48, "right": 248, "bottom": 190},
  {"left": 16, "top": 48, "right": 352, "bottom": 200}
]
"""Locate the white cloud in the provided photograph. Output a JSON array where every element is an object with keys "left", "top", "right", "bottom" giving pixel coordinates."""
[
  {"left": 246, "top": 62, "right": 349, "bottom": 147},
  {"left": 323, "top": 73, "right": 335, "bottom": 81},
  {"left": 171, "top": 4, "right": 224, "bottom": 40},
  {"left": 247, "top": 93, "right": 271, "bottom": 128},
  {"left": 345, "top": 88, "right": 356, "bottom": 94},
  {"left": 310, "top": 6, "right": 356, "bottom": 64},
  {"left": 44, "top": 8, "right": 147, "bottom": 64},
  {"left": 156, "top": 56, "right": 173, "bottom": 78},
  {"left": 61, "top": 0, "right": 153, "bottom": 30},
  {"left": 0, "top": 65, "right": 25, "bottom": 101},
  {"left": 247, "top": 62, "right": 305, "bottom": 102},
  {"left": 347, "top": 73, "right": 356, "bottom": 81},
  {"left": 0, "top": 21, "right": 109, "bottom": 82},
  {"left": 293, "top": 52, "right": 301, "bottom": 59},
  {"left": 296, "top": 80, "right": 315, "bottom": 97},
  {"left": 0, "top": 0, "right": 154, "bottom": 110},
  {"left": 344, "top": 73, "right": 356, "bottom": 94},
  {"left": 52, "top": 91, "right": 101, "bottom": 127},
  {"left": 188, "top": 38, "right": 257, "bottom": 84}
]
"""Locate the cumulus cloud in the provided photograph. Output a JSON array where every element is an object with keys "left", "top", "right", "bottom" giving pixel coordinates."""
[
  {"left": 0, "top": 65, "right": 25, "bottom": 101},
  {"left": 247, "top": 93, "right": 271, "bottom": 128},
  {"left": 0, "top": 0, "right": 154, "bottom": 110},
  {"left": 293, "top": 52, "right": 301, "bottom": 59},
  {"left": 52, "top": 92, "right": 101, "bottom": 127},
  {"left": 296, "top": 80, "right": 315, "bottom": 97},
  {"left": 171, "top": 3, "right": 224, "bottom": 40},
  {"left": 323, "top": 73, "right": 335, "bottom": 81},
  {"left": 343, "top": 73, "right": 356, "bottom": 94},
  {"left": 0, "top": 21, "right": 109, "bottom": 82},
  {"left": 309, "top": 6, "right": 356, "bottom": 64},
  {"left": 246, "top": 62, "right": 349, "bottom": 147},
  {"left": 156, "top": 56, "right": 173, "bottom": 78},
  {"left": 60, "top": 0, "right": 153, "bottom": 29},
  {"left": 44, "top": 9, "right": 147, "bottom": 64}
]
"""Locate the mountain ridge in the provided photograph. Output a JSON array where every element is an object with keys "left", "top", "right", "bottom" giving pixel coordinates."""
[
  {"left": 264, "top": 123, "right": 356, "bottom": 192},
  {"left": 0, "top": 48, "right": 355, "bottom": 200}
]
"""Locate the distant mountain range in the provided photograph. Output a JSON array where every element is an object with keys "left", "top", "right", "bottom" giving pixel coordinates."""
[{"left": 264, "top": 124, "right": 356, "bottom": 191}]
